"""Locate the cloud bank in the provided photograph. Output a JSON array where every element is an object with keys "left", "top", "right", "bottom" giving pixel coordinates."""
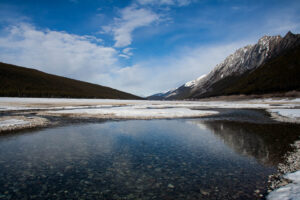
[
  {"left": 97, "top": 42, "right": 248, "bottom": 96},
  {"left": 0, "top": 22, "right": 247, "bottom": 96},
  {"left": 0, "top": 23, "right": 119, "bottom": 82}
]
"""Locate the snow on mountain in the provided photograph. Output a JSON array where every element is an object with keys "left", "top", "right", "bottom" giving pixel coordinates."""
[
  {"left": 202, "top": 34, "right": 282, "bottom": 83},
  {"left": 184, "top": 74, "right": 207, "bottom": 88},
  {"left": 147, "top": 87, "right": 178, "bottom": 100}
]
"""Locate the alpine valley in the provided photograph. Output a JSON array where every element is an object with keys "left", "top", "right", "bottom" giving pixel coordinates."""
[{"left": 148, "top": 31, "right": 300, "bottom": 100}]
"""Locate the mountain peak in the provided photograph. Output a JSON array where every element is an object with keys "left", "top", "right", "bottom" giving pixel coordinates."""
[
  {"left": 286, "top": 31, "right": 294, "bottom": 36},
  {"left": 284, "top": 31, "right": 298, "bottom": 40},
  {"left": 258, "top": 35, "right": 281, "bottom": 46}
]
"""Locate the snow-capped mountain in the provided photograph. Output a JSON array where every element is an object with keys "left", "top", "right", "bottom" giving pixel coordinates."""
[
  {"left": 184, "top": 74, "right": 207, "bottom": 88},
  {"left": 148, "top": 31, "right": 300, "bottom": 100},
  {"left": 148, "top": 88, "right": 178, "bottom": 100}
]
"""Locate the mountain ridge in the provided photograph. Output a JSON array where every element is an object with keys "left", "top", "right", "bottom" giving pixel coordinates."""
[{"left": 148, "top": 31, "right": 300, "bottom": 100}]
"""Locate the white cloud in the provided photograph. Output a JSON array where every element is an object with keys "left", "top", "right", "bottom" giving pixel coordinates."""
[
  {"left": 103, "top": 5, "right": 159, "bottom": 48},
  {"left": 118, "top": 47, "right": 134, "bottom": 59},
  {"left": 0, "top": 24, "right": 248, "bottom": 96},
  {"left": 2, "top": 5, "right": 298, "bottom": 97},
  {"left": 118, "top": 54, "right": 130, "bottom": 59},
  {"left": 122, "top": 47, "right": 134, "bottom": 55},
  {"left": 137, "top": 0, "right": 193, "bottom": 6},
  {"left": 0, "top": 23, "right": 119, "bottom": 83},
  {"left": 101, "top": 0, "right": 195, "bottom": 48},
  {"left": 102, "top": 0, "right": 195, "bottom": 48}
]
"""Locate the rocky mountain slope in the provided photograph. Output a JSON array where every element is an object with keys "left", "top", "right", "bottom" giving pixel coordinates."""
[
  {"left": 0, "top": 62, "right": 142, "bottom": 99},
  {"left": 149, "top": 31, "right": 300, "bottom": 100}
]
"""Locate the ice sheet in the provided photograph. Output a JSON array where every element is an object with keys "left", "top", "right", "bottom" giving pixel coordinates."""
[
  {"left": 49, "top": 107, "right": 219, "bottom": 118},
  {"left": 267, "top": 171, "right": 300, "bottom": 200},
  {"left": 270, "top": 109, "right": 300, "bottom": 119},
  {"left": 0, "top": 119, "right": 30, "bottom": 127}
]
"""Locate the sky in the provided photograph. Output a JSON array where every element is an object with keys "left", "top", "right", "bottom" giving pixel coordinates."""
[{"left": 0, "top": 0, "right": 299, "bottom": 96}]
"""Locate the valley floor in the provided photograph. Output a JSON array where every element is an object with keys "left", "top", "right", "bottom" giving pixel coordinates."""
[
  {"left": 0, "top": 97, "right": 299, "bottom": 128},
  {"left": 0, "top": 97, "right": 300, "bottom": 199}
]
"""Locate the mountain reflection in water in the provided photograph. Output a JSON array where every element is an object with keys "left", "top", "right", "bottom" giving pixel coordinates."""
[{"left": 195, "top": 120, "right": 300, "bottom": 167}]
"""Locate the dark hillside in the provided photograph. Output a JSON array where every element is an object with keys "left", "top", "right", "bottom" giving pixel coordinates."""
[
  {"left": 223, "top": 46, "right": 300, "bottom": 95},
  {"left": 192, "top": 45, "right": 300, "bottom": 98},
  {"left": 0, "top": 62, "right": 142, "bottom": 99}
]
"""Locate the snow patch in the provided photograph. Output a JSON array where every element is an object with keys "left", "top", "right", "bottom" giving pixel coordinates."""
[
  {"left": 184, "top": 74, "right": 207, "bottom": 87},
  {"left": 0, "top": 119, "right": 30, "bottom": 127},
  {"left": 268, "top": 109, "right": 300, "bottom": 123},
  {"left": 267, "top": 171, "right": 300, "bottom": 200},
  {"left": 270, "top": 109, "right": 300, "bottom": 119},
  {"left": 1, "top": 97, "right": 300, "bottom": 111},
  {"left": 49, "top": 107, "right": 219, "bottom": 119}
]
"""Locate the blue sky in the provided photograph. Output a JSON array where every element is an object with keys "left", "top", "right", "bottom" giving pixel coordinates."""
[{"left": 0, "top": 0, "right": 299, "bottom": 96}]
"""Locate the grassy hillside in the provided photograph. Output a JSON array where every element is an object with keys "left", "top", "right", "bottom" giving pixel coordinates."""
[{"left": 0, "top": 62, "right": 142, "bottom": 99}]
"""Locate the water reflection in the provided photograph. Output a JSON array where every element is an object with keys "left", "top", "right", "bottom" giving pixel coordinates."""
[
  {"left": 194, "top": 120, "right": 300, "bottom": 166},
  {"left": 0, "top": 120, "right": 299, "bottom": 199}
]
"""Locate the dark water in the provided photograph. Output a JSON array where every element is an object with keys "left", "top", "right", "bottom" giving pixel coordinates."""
[{"left": 0, "top": 119, "right": 299, "bottom": 200}]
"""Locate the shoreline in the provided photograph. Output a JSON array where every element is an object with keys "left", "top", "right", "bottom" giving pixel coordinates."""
[
  {"left": 0, "top": 107, "right": 289, "bottom": 134},
  {"left": 0, "top": 116, "right": 49, "bottom": 134},
  {"left": 267, "top": 140, "right": 300, "bottom": 199},
  {"left": 1, "top": 111, "right": 299, "bottom": 199}
]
